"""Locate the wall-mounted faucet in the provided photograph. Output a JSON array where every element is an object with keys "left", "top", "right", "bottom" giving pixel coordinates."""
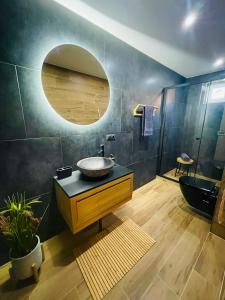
[
  {"left": 109, "top": 153, "right": 115, "bottom": 161},
  {"left": 98, "top": 144, "right": 105, "bottom": 157}
]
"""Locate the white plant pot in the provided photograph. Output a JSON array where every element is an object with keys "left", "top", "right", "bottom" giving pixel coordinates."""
[{"left": 10, "top": 235, "right": 42, "bottom": 281}]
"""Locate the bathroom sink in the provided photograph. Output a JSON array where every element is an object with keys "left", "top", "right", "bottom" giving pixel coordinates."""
[{"left": 77, "top": 157, "right": 114, "bottom": 178}]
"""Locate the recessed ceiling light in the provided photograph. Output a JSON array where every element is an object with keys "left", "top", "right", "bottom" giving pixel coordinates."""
[
  {"left": 213, "top": 58, "right": 224, "bottom": 68},
  {"left": 182, "top": 12, "right": 198, "bottom": 29}
]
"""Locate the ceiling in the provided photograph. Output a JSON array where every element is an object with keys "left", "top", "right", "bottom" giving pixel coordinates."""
[
  {"left": 45, "top": 44, "right": 107, "bottom": 79},
  {"left": 53, "top": 0, "right": 225, "bottom": 78}
]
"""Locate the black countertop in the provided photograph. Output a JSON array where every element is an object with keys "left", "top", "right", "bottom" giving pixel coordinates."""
[{"left": 54, "top": 164, "right": 133, "bottom": 198}]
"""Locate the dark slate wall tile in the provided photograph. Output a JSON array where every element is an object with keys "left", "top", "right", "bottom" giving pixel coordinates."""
[
  {"left": 0, "top": 0, "right": 80, "bottom": 69},
  {"left": 61, "top": 133, "right": 101, "bottom": 169},
  {"left": 121, "top": 89, "right": 162, "bottom": 133},
  {"left": 0, "top": 236, "right": 9, "bottom": 266},
  {"left": 163, "top": 126, "right": 182, "bottom": 155},
  {"left": 164, "top": 94, "right": 187, "bottom": 128},
  {"left": 0, "top": 138, "right": 62, "bottom": 200},
  {"left": 104, "top": 35, "right": 138, "bottom": 90},
  {"left": 77, "top": 16, "right": 105, "bottom": 64},
  {"left": 160, "top": 152, "right": 178, "bottom": 175},
  {"left": 103, "top": 132, "right": 133, "bottom": 166},
  {"left": 0, "top": 63, "right": 26, "bottom": 140},
  {"left": 105, "top": 32, "right": 184, "bottom": 92},
  {"left": 17, "top": 67, "right": 63, "bottom": 138},
  {"left": 33, "top": 193, "right": 67, "bottom": 242},
  {"left": 132, "top": 129, "right": 160, "bottom": 163},
  {"left": 128, "top": 157, "right": 158, "bottom": 189},
  {"left": 148, "top": 129, "right": 161, "bottom": 158}
]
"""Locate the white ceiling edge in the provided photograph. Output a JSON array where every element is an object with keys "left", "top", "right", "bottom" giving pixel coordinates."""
[{"left": 53, "top": 0, "right": 211, "bottom": 78}]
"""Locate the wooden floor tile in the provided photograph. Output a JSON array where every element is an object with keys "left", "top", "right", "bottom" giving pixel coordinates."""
[
  {"left": 180, "top": 270, "right": 219, "bottom": 300},
  {"left": 141, "top": 276, "right": 178, "bottom": 300},
  {"left": 159, "top": 216, "right": 210, "bottom": 296},
  {"left": 195, "top": 233, "right": 225, "bottom": 288}
]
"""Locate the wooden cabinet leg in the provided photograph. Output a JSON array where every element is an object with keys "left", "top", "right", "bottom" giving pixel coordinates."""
[
  {"left": 98, "top": 219, "right": 103, "bottom": 232},
  {"left": 32, "top": 264, "right": 39, "bottom": 283}
]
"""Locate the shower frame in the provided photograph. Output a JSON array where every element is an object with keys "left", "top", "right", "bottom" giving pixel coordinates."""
[{"left": 157, "top": 78, "right": 225, "bottom": 182}]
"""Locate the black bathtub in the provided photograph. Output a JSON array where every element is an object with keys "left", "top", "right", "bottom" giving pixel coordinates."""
[{"left": 179, "top": 176, "right": 219, "bottom": 218}]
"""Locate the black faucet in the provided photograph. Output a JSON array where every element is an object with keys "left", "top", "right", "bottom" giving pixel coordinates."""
[{"left": 98, "top": 144, "right": 105, "bottom": 157}]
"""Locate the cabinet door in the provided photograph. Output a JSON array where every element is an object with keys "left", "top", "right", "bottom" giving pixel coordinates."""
[{"left": 76, "top": 178, "right": 132, "bottom": 224}]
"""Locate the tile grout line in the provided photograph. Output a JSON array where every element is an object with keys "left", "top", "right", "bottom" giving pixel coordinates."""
[
  {"left": 178, "top": 231, "right": 210, "bottom": 300},
  {"left": 60, "top": 285, "right": 79, "bottom": 300},
  {"left": 140, "top": 273, "right": 179, "bottom": 300},
  {"left": 0, "top": 136, "right": 61, "bottom": 143},
  {"left": 0, "top": 130, "right": 133, "bottom": 143},
  {"left": 0, "top": 60, "right": 41, "bottom": 72},
  {"left": 115, "top": 285, "right": 130, "bottom": 300},
  {"left": 218, "top": 270, "right": 225, "bottom": 300},
  {"left": 15, "top": 65, "right": 28, "bottom": 138},
  {"left": 156, "top": 274, "right": 179, "bottom": 299},
  {"left": 59, "top": 136, "right": 64, "bottom": 167},
  {"left": 120, "top": 87, "right": 122, "bottom": 133}
]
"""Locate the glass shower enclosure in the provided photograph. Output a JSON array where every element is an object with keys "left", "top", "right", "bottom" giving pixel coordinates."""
[{"left": 158, "top": 79, "right": 225, "bottom": 184}]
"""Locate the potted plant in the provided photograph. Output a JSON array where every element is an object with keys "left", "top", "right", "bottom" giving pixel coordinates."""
[{"left": 0, "top": 193, "right": 45, "bottom": 284}]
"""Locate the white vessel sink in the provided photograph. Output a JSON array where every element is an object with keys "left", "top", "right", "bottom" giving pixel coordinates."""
[{"left": 77, "top": 157, "right": 114, "bottom": 178}]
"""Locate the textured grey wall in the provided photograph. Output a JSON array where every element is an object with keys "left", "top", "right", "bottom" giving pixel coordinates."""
[{"left": 0, "top": 0, "right": 184, "bottom": 264}]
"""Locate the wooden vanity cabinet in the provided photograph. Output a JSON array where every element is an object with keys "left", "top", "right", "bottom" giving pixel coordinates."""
[{"left": 55, "top": 169, "right": 133, "bottom": 234}]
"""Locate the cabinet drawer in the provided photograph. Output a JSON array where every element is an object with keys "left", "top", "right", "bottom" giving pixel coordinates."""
[{"left": 76, "top": 178, "right": 132, "bottom": 223}]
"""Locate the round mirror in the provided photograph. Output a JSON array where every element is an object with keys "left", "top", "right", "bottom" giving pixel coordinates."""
[{"left": 41, "top": 44, "right": 110, "bottom": 125}]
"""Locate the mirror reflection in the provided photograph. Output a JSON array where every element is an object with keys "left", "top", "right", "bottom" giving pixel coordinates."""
[{"left": 42, "top": 44, "right": 110, "bottom": 125}]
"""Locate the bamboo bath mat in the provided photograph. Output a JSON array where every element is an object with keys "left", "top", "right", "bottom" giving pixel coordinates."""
[{"left": 74, "top": 217, "right": 156, "bottom": 300}]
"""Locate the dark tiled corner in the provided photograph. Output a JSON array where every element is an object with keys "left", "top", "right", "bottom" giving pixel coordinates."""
[
  {"left": 0, "top": 63, "right": 26, "bottom": 140},
  {"left": 16, "top": 66, "right": 62, "bottom": 138},
  {"left": 33, "top": 193, "right": 67, "bottom": 242},
  {"left": 0, "top": 236, "right": 9, "bottom": 266},
  {"left": 160, "top": 152, "right": 178, "bottom": 175},
  {"left": 163, "top": 126, "right": 182, "bottom": 155},
  {"left": 61, "top": 133, "right": 101, "bottom": 169},
  {"left": 0, "top": 138, "right": 63, "bottom": 201},
  {"left": 104, "top": 34, "right": 139, "bottom": 90},
  {"left": 132, "top": 129, "right": 160, "bottom": 163},
  {"left": 103, "top": 132, "right": 133, "bottom": 166},
  {"left": 128, "top": 157, "right": 158, "bottom": 189},
  {"left": 0, "top": 0, "right": 80, "bottom": 69},
  {"left": 77, "top": 15, "right": 105, "bottom": 64}
]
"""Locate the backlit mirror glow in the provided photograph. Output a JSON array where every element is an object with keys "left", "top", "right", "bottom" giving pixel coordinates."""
[{"left": 42, "top": 44, "right": 110, "bottom": 125}]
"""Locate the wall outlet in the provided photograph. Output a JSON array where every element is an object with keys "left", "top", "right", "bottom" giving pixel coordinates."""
[{"left": 106, "top": 134, "right": 116, "bottom": 141}]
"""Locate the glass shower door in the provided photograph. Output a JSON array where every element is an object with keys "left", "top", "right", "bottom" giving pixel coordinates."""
[
  {"left": 195, "top": 79, "right": 225, "bottom": 182},
  {"left": 159, "top": 79, "right": 225, "bottom": 184},
  {"left": 159, "top": 82, "right": 209, "bottom": 182},
  {"left": 181, "top": 82, "right": 210, "bottom": 175}
]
